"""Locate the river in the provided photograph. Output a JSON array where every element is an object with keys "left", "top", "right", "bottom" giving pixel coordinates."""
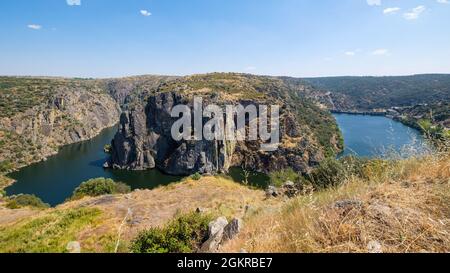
[{"left": 6, "top": 114, "right": 428, "bottom": 206}]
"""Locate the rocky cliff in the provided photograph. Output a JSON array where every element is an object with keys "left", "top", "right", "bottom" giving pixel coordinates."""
[
  {"left": 0, "top": 78, "right": 121, "bottom": 172},
  {"left": 108, "top": 73, "right": 342, "bottom": 175}
]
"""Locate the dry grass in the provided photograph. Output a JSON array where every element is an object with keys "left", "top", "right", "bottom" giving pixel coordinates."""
[
  {"left": 222, "top": 154, "right": 450, "bottom": 253},
  {"left": 55, "top": 176, "right": 275, "bottom": 251}
]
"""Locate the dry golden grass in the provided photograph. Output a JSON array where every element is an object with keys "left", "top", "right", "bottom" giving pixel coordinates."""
[
  {"left": 222, "top": 154, "right": 450, "bottom": 253},
  {"left": 54, "top": 176, "right": 277, "bottom": 251}
]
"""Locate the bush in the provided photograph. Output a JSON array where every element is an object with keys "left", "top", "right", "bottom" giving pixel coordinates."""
[
  {"left": 307, "top": 158, "right": 348, "bottom": 189},
  {"left": 307, "top": 156, "right": 374, "bottom": 189},
  {"left": 71, "top": 178, "right": 131, "bottom": 200},
  {"left": 0, "top": 160, "right": 14, "bottom": 174},
  {"left": 191, "top": 173, "right": 202, "bottom": 181},
  {"left": 130, "top": 212, "right": 212, "bottom": 253},
  {"left": 103, "top": 144, "right": 112, "bottom": 154},
  {"left": 6, "top": 194, "right": 50, "bottom": 209},
  {"left": 269, "top": 168, "right": 300, "bottom": 187}
]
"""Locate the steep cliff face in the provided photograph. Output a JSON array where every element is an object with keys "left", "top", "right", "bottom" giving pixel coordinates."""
[
  {"left": 0, "top": 78, "right": 120, "bottom": 172},
  {"left": 109, "top": 91, "right": 235, "bottom": 175},
  {"left": 106, "top": 75, "right": 178, "bottom": 107},
  {"left": 108, "top": 73, "right": 342, "bottom": 175}
]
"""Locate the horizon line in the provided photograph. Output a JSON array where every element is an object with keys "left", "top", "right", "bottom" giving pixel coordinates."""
[{"left": 1, "top": 72, "right": 450, "bottom": 80}]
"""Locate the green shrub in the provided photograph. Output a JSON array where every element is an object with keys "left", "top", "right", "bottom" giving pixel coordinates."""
[
  {"left": 0, "top": 189, "right": 6, "bottom": 198},
  {"left": 307, "top": 158, "right": 347, "bottom": 189},
  {"left": 307, "top": 156, "right": 372, "bottom": 189},
  {"left": 269, "top": 168, "right": 300, "bottom": 187},
  {"left": 130, "top": 212, "right": 212, "bottom": 253},
  {"left": 6, "top": 194, "right": 50, "bottom": 209},
  {"left": 0, "top": 160, "right": 14, "bottom": 174},
  {"left": 71, "top": 178, "right": 131, "bottom": 200},
  {"left": 191, "top": 173, "right": 202, "bottom": 181},
  {"left": 103, "top": 144, "right": 112, "bottom": 154}
]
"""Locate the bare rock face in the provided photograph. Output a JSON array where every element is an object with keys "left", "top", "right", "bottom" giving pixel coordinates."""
[
  {"left": 110, "top": 92, "right": 234, "bottom": 175},
  {"left": 222, "top": 218, "right": 244, "bottom": 242},
  {"left": 0, "top": 85, "right": 121, "bottom": 169},
  {"left": 200, "top": 217, "right": 229, "bottom": 253},
  {"left": 200, "top": 217, "right": 244, "bottom": 252},
  {"left": 108, "top": 74, "right": 341, "bottom": 175}
]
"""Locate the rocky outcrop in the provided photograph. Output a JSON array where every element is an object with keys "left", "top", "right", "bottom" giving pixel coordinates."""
[
  {"left": 109, "top": 92, "right": 234, "bottom": 175},
  {"left": 265, "top": 181, "right": 314, "bottom": 199},
  {"left": 0, "top": 85, "right": 120, "bottom": 170},
  {"left": 200, "top": 216, "right": 243, "bottom": 253},
  {"left": 108, "top": 74, "right": 341, "bottom": 176}
]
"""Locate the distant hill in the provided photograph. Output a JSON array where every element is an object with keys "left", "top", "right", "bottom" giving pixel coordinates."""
[{"left": 303, "top": 74, "right": 450, "bottom": 111}]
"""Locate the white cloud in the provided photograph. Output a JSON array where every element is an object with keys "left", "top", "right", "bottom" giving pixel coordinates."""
[
  {"left": 245, "top": 66, "right": 256, "bottom": 71},
  {"left": 140, "top": 10, "right": 152, "bottom": 16},
  {"left": 403, "top": 6, "right": 426, "bottom": 20},
  {"left": 437, "top": 0, "right": 449, "bottom": 4},
  {"left": 371, "top": 49, "right": 389, "bottom": 56},
  {"left": 66, "top": 0, "right": 81, "bottom": 6},
  {"left": 28, "top": 24, "right": 42, "bottom": 30},
  {"left": 383, "top": 7, "right": 401, "bottom": 15},
  {"left": 367, "top": 0, "right": 381, "bottom": 6},
  {"left": 345, "top": 51, "right": 356, "bottom": 56}
]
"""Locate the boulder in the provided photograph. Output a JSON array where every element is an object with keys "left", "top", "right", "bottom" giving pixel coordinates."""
[
  {"left": 282, "top": 181, "right": 300, "bottom": 198},
  {"left": 333, "top": 200, "right": 363, "bottom": 210},
  {"left": 66, "top": 241, "right": 81, "bottom": 253},
  {"left": 266, "top": 186, "right": 280, "bottom": 198},
  {"left": 223, "top": 218, "right": 244, "bottom": 242},
  {"left": 200, "top": 217, "right": 229, "bottom": 253},
  {"left": 208, "top": 217, "right": 228, "bottom": 238},
  {"left": 367, "top": 240, "right": 383, "bottom": 253},
  {"left": 196, "top": 207, "right": 207, "bottom": 214}
]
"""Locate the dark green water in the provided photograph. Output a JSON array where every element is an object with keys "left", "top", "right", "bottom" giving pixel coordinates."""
[
  {"left": 6, "top": 126, "right": 183, "bottom": 206},
  {"left": 333, "top": 114, "right": 429, "bottom": 158}
]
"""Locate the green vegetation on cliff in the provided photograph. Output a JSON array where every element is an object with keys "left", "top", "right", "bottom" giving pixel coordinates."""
[
  {"left": 0, "top": 77, "right": 121, "bottom": 174},
  {"left": 304, "top": 74, "right": 450, "bottom": 110},
  {"left": 0, "top": 77, "right": 110, "bottom": 118}
]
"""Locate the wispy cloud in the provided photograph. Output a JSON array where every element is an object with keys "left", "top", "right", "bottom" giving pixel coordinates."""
[
  {"left": 371, "top": 49, "right": 389, "bottom": 56},
  {"left": 345, "top": 51, "right": 356, "bottom": 56},
  {"left": 383, "top": 7, "right": 401, "bottom": 15},
  {"left": 66, "top": 0, "right": 81, "bottom": 6},
  {"left": 403, "top": 6, "right": 426, "bottom": 20},
  {"left": 245, "top": 66, "right": 256, "bottom": 71},
  {"left": 367, "top": 0, "right": 381, "bottom": 6},
  {"left": 140, "top": 10, "right": 152, "bottom": 16},
  {"left": 28, "top": 24, "right": 42, "bottom": 30},
  {"left": 437, "top": 0, "right": 449, "bottom": 4}
]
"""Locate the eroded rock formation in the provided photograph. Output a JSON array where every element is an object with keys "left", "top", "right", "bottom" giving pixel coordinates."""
[{"left": 108, "top": 74, "right": 342, "bottom": 175}]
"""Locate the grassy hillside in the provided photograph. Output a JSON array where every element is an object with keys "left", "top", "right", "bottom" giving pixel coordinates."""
[
  {"left": 222, "top": 153, "right": 450, "bottom": 253},
  {"left": 304, "top": 74, "right": 450, "bottom": 110},
  {"left": 0, "top": 176, "right": 272, "bottom": 253},
  {"left": 0, "top": 153, "right": 448, "bottom": 253}
]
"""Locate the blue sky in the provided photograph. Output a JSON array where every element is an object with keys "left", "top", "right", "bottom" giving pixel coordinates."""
[{"left": 0, "top": 0, "right": 449, "bottom": 78}]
